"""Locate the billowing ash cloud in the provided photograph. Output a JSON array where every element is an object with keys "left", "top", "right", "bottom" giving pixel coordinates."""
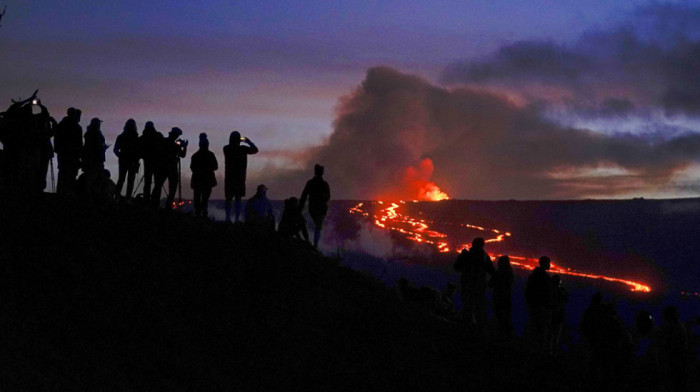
[
  {"left": 440, "top": 4, "right": 700, "bottom": 117},
  {"left": 260, "top": 66, "right": 700, "bottom": 200}
]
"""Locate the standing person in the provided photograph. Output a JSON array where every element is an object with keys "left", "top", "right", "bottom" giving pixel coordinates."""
[
  {"left": 525, "top": 256, "right": 553, "bottom": 353},
  {"left": 190, "top": 133, "right": 218, "bottom": 218},
  {"left": 82, "top": 118, "right": 108, "bottom": 200},
  {"left": 139, "top": 121, "right": 161, "bottom": 201},
  {"left": 490, "top": 255, "right": 514, "bottom": 338},
  {"left": 151, "top": 127, "right": 187, "bottom": 209},
  {"left": 54, "top": 108, "right": 83, "bottom": 196},
  {"left": 453, "top": 237, "right": 495, "bottom": 334},
  {"left": 299, "top": 164, "right": 330, "bottom": 249},
  {"left": 223, "top": 130, "right": 258, "bottom": 222},
  {"left": 33, "top": 99, "right": 56, "bottom": 192},
  {"left": 113, "top": 119, "right": 140, "bottom": 200}
]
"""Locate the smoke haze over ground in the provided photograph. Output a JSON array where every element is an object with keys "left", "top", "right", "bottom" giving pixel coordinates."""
[{"left": 261, "top": 65, "right": 700, "bottom": 200}]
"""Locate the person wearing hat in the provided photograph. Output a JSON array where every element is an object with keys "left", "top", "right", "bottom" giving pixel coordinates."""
[
  {"left": 151, "top": 127, "right": 187, "bottom": 208},
  {"left": 299, "top": 164, "right": 330, "bottom": 249},
  {"left": 223, "top": 130, "right": 258, "bottom": 223},
  {"left": 190, "top": 133, "right": 218, "bottom": 217},
  {"left": 82, "top": 117, "right": 108, "bottom": 200}
]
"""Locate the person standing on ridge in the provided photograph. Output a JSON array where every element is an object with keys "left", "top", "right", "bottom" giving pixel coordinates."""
[
  {"left": 139, "top": 121, "right": 161, "bottom": 201},
  {"left": 113, "top": 118, "right": 140, "bottom": 200},
  {"left": 54, "top": 108, "right": 82, "bottom": 196},
  {"left": 453, "top": 237, "right": 495, "bottom": 334},
  {"left": 151, "top": 127, "right": 187, "bottom": 209},
  {"left": 300, "top": 164, "right": 330, "bottom": 249},
  {"left": 223, "top": 130, "right": 258, "bottom": 222},
  {"left": 82, "top": 117, "right": 108, "bottom": 200},
  {"left": 190, "top": 132, "right": 218, "bottom": 218},
  {"left": 525, "top": 256, "right": 553, "bottom": 352}
]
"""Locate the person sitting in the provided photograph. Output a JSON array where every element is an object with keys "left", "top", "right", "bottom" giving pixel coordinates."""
[
  {"left": 245, "top": 184, "right": 275, "bottom": 231},
  {"left": 278, "top": 197, "right": 309, "bottom": 242}
]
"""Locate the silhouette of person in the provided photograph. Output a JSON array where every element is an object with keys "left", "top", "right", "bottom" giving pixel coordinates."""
[
  {"left": 580, "top": 293, "right": 630, "bottom": 389},
  {"left": 54, "top": 108, "right": 82, "bottom": 196},
  {"left": 278, "top": 196, "right": 309, "bottom": 242},
  {"left": 82, "top": 118, "right": 108, "bottom": 200},
  {"left": 525, "top": 256, "right": 553, "bottom": 352},
  {"left": 223, "top": 130, "right": 258, "bottom": 223},
  {"left": 490, "top": 255, "right": 514, "bottom": 337},
  {"left": 245, "top": 184, "right": 275, "bottom": 230},
  {"left": 151, "top": 127, "right": 187, "bottom": 209},
  {"left": 549, "top": 274, "right": 568, "bottom": 356},
  {"left": 139, "top": 121, "right": 161, "bottom": 201},
  {"left": 190, "top": 133, "right": 218, "bottom": 218},
  {"left": 453, "top": 237, "right": 495, "bottom": 333},
  {"left": 630, "top": 310, "right": 661, "bottom": 391},
  {"left": 659, "top": 306, "right": 689, "bottom": 392},
  {"left": 0, "top": 93, "right": 55, "bottom": 195},
  {"left": 113, "top": 119, "right": 141, "bottom": 200},
  {"left": 33, "top": 99, "right": 56, "bottom": 192},
  {"left": 300, "top": 164, "right": 330, "bottom": 249}
]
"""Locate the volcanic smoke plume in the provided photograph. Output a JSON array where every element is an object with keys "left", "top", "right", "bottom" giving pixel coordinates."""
[{"left": 262, "top": 66, "right": 700, "bottom": 200}]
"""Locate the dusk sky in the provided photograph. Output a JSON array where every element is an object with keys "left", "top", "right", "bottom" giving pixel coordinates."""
[{"left": 3, "top": 1, "right": 700, "bottom": 200}]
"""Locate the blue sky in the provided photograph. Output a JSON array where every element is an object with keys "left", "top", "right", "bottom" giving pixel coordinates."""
[{"left": 2, "top": 1, "right": 700, "bottom": 199}]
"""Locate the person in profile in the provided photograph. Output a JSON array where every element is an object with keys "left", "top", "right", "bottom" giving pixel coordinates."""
[
  {"left": 82, "top": 118, "right": 108, "bottom": 200},
  {"left": 278, "top": 196, "right": 309, "bottom": 242},
  {"left": 223, "top": 130, "right": 258, "bottom": 223},
  {"left": 490, "top": 255, "right": 514, "bottom": 338},
  {"left": 139, "top": 121, "right": 161, "bottom": 202},
  {"left": 113, "top": 118, "right": 141, "bottom": 201},
  {"left": 151, "top": 127, "right": 187, "bottom": 209},
  {"left": 300, "top": 164, "right": 330, "bottom": 249},
  {"left": 245, "top": 184, "right": 274, "bottom": 230},
  {"left": 549, "top": 274, "right": 569, "bottom": 356},
  {"left": 453, "top": 237, "right": 495, "bottom": 333},
  {"left": 189, "top": 133, "right": 218, "bottom": 218},
  {"left": 54, "top": 107, "right": 82, "bottom": 196},
  {"left": 525, "top": 256, "right": 553, "bottom": 352}
]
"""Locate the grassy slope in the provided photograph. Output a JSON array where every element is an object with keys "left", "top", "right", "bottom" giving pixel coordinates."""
[{"left": 0, "top": 195, "right": 629, "bottom": 391}]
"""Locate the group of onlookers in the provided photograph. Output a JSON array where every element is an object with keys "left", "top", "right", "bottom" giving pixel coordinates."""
[{"left": 0, "top": 96, "right": 332, "bottom": 248}]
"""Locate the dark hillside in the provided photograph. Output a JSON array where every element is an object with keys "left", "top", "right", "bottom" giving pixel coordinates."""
[{"left": 0, "top": 195, "right": 680, "bottom": 391}]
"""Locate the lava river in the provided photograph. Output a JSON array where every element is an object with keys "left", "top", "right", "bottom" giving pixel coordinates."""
[{"left": 349, "top": 201, "right": 651, "bottom": 293}]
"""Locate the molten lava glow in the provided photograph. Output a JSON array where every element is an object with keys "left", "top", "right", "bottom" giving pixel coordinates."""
[
  {"left": 403, "top": 158, "right": 450, "bottom": 201},
  {"left": 350, "top": 201, "right": 652, "bottom": 293}
]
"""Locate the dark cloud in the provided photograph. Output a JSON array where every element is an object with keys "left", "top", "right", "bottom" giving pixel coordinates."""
[
  {"left": 261, "top": 66, "right": 700, "bottom": 200},
  {"left": 440, "top": 4, "right": 700, "bottom": 117}
]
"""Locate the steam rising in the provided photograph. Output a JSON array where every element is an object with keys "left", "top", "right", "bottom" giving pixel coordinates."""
[{"left": 262, "top": 66, "right": 700, "bottom": 200}]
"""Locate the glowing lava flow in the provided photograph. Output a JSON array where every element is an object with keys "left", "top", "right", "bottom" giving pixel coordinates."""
[{"left": 350, "top": 201, "right": 652, "bottom": 293}]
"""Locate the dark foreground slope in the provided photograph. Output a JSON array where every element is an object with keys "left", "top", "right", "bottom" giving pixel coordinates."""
[{"left": 0, "top": 195, "right": 632, "bottom": 390}]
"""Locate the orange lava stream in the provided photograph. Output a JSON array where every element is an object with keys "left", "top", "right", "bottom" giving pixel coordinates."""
[{"left": 350, "top": 201, "right": 651, "bottom": 293}]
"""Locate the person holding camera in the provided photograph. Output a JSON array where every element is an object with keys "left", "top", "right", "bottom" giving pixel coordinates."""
[
  {"left": 223, "top": 130, "right": 258, "bottom": 222},
  {"left": 151, "top": 127, "right": 187, "bottom": 209}
]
